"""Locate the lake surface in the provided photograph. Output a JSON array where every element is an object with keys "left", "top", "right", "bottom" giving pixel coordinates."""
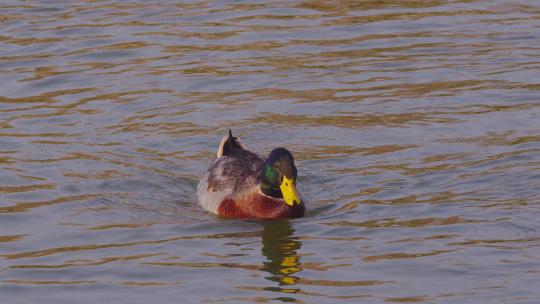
[{"left": 1, "top": 0, "right": 540, "bottom": 303}]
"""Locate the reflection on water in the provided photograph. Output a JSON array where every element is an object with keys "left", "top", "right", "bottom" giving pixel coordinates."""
[
  {"left": 1, "top": 0, "right": 540, "bottom": 303},
  {"left": 260, "top": 220, "right": 302, "bottom": 297}
]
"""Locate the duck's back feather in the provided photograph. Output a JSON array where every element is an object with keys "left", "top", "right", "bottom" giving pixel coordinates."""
[
  {"left": 198, "top": 145, "right": 265, "bottom": 214},
  {"left": 217, "top": 130, "right": 247, "bottom": 158},
  {"left": 206, "top": 153, "right": 263, "bottom": 192}
]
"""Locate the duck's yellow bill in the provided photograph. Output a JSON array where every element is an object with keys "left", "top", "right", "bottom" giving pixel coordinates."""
[{"left": 280, "top": 176, "right": 300, "bottom": 206}]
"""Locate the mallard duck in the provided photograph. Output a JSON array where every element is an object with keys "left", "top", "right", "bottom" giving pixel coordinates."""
[{"left": 197, "top": 130, "right": 305, "bottom": 219}]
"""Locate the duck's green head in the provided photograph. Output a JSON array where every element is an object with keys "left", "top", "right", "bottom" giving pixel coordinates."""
[{"left": 259, "top": 148, "right": 301, "bottom": 206}]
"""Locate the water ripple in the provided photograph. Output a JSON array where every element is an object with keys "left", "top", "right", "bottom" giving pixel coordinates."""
[{"left": 1, "top": 0, "right": 540, "bottom": 303}]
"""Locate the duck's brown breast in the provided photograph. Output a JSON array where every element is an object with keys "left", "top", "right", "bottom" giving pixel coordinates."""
[{"left": 217, "top": 191, "right": 304, "bottom": 219}]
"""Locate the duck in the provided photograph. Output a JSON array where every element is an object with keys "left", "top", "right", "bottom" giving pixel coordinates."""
[{"left": 197, "top": 130, "right": 305, "bottom": 219}]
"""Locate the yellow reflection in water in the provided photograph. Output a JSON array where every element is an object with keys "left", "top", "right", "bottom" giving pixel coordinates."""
[{"left": 260, "top": 220, "right": 302, "bottom": 294}]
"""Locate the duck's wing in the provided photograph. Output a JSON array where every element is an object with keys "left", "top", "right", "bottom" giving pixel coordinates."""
[
  {"left": 197, "top": 155, "right": 264, "bottom": 214},
  {"left": 213, "top": 130, "right": 265, "bottom": 191},
  {"left": 206, "top": 152, "right": 264, "bottom": 192},
  {"left": 198, "top": 131, "right": 265, "bottom": 214}
]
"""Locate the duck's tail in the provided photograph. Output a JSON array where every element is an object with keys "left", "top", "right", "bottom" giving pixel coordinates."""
[{"left": 217, "top": 129, "right": 247, "bottom": 158}]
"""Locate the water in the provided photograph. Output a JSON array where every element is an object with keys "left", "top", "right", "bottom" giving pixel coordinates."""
[{"left": 1, "top": 0, "right": 540, "bottom": 303}]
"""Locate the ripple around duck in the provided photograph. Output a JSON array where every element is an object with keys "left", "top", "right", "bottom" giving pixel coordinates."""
[{"left": 2, "top": 0, "right": 540, "bottom": 303}]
